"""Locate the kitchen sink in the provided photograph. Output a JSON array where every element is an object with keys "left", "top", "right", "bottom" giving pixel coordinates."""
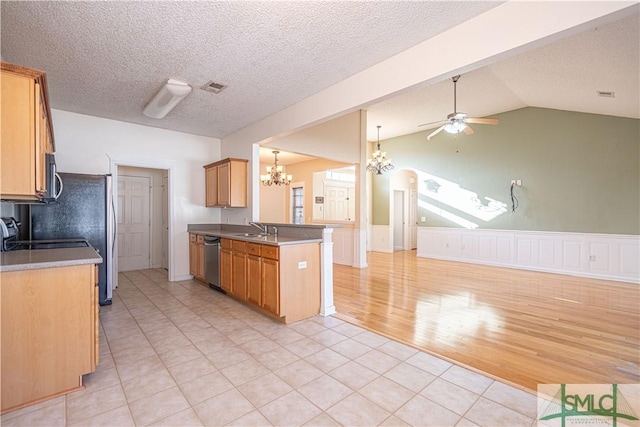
[{"left": 234, "top": 233, "right": 266, "bottom": 237}]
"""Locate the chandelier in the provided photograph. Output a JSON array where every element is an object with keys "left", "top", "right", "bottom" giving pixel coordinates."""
[
  {"left": 261, "top": 151, "right": 292, "bottom": 186},
  {"left": 366, "top": 125, "right": 394, "bottom": 175}
]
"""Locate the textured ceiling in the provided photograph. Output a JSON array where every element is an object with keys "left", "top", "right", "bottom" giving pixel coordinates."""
[
  {"left": 1, "top": 1, "right": 637, "bottom": 164},
  {"left": 0, "top": 0, "right": 499, "bottom": 139}
]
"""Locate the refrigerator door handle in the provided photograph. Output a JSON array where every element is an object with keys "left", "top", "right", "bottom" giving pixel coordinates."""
[{"left": 105, "top": 174, "right": 115, "bottom": 301}]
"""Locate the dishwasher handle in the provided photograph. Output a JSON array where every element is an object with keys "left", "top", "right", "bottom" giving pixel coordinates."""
[{"left": 204, "top": 237, "right": 220, "bottom": 246}]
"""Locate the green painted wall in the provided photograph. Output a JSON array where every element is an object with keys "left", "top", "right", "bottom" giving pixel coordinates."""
[{"left": 371, "top": 107, "right": 640, "bottom": 234}]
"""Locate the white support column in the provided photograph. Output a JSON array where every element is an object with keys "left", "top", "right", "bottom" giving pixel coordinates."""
[
  {"left": 320, "top": 227, "right": 337, "bottom": 316},
  {"left": 352, "top": 228, "right": 368, "bottom": 268}
]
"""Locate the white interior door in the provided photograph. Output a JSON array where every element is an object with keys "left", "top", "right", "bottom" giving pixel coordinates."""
[
  {"left": 117, "top": 175, "right": 151, "bottom": 271},
  {"left": 325, "top": 185, "right": 350, "bottom": 221}
]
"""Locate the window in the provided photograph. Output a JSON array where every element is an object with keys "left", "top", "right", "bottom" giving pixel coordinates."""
[{"left": 291, "top": 186, "right": 304, "bottom": 224}]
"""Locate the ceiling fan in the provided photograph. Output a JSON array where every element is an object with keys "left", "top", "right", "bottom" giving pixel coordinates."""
[{"left": 419, "top": 75, "right": 499, "bottom": 140}]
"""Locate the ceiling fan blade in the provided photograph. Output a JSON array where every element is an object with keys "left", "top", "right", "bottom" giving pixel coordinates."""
[
  {"left": 427, "top": 125, "right": 446, "bottom": 140},
  {"left": 463, "top": 125, "right": 474, "bottom": 135},
  {"left": 418, "top": 119, "right": 446, "bottom": 128},
  {"left": 466, "top": 117, "right": 499, "bottom": 125}
]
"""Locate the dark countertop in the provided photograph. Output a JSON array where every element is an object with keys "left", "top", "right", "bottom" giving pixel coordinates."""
[
  {"left": 188, "top": 229, "right": 322, "bottom": 246},
  {"left": 0, "top": 247, "right": 103, "bottom": 272},
  {"left": 187, "top": 223, "right": 335, "bottom": 246}
]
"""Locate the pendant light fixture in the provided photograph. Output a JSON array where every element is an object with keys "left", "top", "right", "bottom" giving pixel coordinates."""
[
  {"left": 366, "top": 125, "right": 394, "bottom": 175},
  {"left": 261, "top": 151, "right": 292, "bottom": 186}
]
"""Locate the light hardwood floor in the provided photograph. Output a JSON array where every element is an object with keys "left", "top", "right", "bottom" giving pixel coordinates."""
[{"left": 333, "top": 250, "right": 640, "bottom": 392}]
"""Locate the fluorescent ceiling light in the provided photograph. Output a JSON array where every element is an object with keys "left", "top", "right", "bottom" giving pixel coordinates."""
[{"left": 143, "top": 79, "right": 192, "bottom": 119}]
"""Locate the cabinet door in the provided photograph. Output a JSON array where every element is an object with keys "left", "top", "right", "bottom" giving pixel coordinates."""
[
  {"left": 231, "top": 250, "right": 247, "bottom": 300},
  {"left": 1, "top": 72, "right": 36, "bottom": 198},
  {"left": 220, "top": 248, "right": 232, "bottom": 292},
  {"left": 93, "top": 265, "right": 99, "bottom": 368},
  {"left": 205, "top": 166, "right": 218, "bottom": 207},
  {"left": 262, "top": 258, "right": 279, "bottom": 315},
  {"left": 217, "top": 162, "right": 230, "bottom": 206},
  {"left": 228, "top": 160, "right": 247, "bottom": 207},
  {"left": 35, "top": 83, "right": 47, "bottom": 195},
  {"left": 189, "top": 234, "right": 198, "bottom": 276},
  {"left": 196, "top": 236, "right": 205, "bottom": 282},
  {"left": 1, "top": 265, "right": 95, "bottom": 412},
  {"left": 247, "top": 254, "right": 261, "bottom": 305}
]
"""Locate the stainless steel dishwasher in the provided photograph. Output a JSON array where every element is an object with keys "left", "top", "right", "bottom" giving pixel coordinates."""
[{"left": 204, "top": 236, "right": 223, "bottom": 292}]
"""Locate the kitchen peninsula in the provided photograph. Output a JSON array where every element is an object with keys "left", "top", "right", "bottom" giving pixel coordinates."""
[
  {"left": 187, "top": 223, "right": 338, "bottom": 323},
  {"left": 0, "top": 246, "right": 102, "bottom": 414}
]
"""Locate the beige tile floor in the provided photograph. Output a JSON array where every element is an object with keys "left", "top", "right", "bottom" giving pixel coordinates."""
[{"left": 2, "top": 269, "right": 538, "bottom": 426}]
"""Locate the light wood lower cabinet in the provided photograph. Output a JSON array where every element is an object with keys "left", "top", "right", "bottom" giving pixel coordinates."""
[
  {"left": 188, "top": 233, "right": 206, "bottom": 284},
  {"left": 0, "top": 264, "right": 99, "bottom": 414},
  {"left": 220, "top": 239, "right": 232, "bottom": 292},
  {"left": 262, "top": 257, "right": 280, "bottom": 315},
  {"left": 246, "top": 245, "right": 262, "bottom": 306},
  {"left": 231, "top": 240, "right": 247, "bottom": 299},
  {"left": 220, "top": 238, "right": 319, "bottom": 323}
]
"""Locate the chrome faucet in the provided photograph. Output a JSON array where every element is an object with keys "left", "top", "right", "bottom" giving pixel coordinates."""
[{"left": 249, "top": 222, "right": 268, "bottom": 235}]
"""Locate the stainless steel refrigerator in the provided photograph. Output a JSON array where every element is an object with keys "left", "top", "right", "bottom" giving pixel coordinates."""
[{"left": 29, "top": 173, "right": 115, "bottom": 305}]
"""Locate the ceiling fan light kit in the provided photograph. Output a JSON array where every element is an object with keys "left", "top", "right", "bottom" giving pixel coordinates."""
[
  {"left": 143, "top": 79, "right": 192, "bottom": 119},
  {"left": 419, "top": 75, "right": 499, "bottom": 140}
]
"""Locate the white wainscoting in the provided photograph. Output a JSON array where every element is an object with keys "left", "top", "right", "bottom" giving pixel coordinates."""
[
  {"left": 416, "top": 227, "right": 640, "bottom": 284},
  {"left": 370, "top": 225, "right": 393, "bottom": 253}
]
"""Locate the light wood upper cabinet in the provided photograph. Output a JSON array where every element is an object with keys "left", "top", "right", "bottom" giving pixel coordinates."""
[
  {"left": 205, "top": 166, "right": 218, "bottom": 207},
  {"left": 1, "top": 62, "right": 55, "bottom": 201},
  {"left": 203, "top": 158, "right": 248, "bottom": 208}
]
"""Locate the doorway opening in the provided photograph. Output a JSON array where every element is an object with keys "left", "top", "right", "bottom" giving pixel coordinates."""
[
  {"left": 116, "top": 166, "right": 169, "bottom": 273},
  {"left": 390, "top": 169, "right": 418, "bottom": 251}
]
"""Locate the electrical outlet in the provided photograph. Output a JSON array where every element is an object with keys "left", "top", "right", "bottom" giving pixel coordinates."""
[
  {"left": 421, "top": 217, "right": 426, "bottom": 222},
  {"left": 298, "top": 261, "right": 307, "bottom": 269},
  {"left": 511, "top": 180, "right": 516, "bottom": 185},
  {"left": 517, "top": 179, "right": 522, "bottom": 186}
]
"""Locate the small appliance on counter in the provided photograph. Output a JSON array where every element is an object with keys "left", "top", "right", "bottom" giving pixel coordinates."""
[{"left": 0, "top": 217, "right": 21, "bottom": 251}]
